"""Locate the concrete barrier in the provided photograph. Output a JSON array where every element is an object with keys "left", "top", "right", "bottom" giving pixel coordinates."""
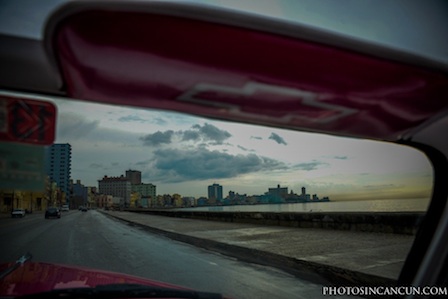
[{"left": 125, "top": 209, "right": 425, "bottom": 235}]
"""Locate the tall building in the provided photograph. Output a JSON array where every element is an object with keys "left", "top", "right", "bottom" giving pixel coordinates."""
[
  {"left": 126, "top": 170, "right": 141, "bottom": 185},
  {"left": 98, "top": 175, "right": 131, "bottom": 207},
  {"left": 268, "top": 184, "right": 288, "bottom": 199},
  {"left": 45, "top": 143, "right": 72, "bottom": 203},
  {"left": 208, "top": 183, "right": 223, "bottom": 201}
]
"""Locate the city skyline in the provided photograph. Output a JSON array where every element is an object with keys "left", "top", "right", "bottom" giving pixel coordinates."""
[{"left": 75, "top": 169, "right": 327, "bottom": 201}]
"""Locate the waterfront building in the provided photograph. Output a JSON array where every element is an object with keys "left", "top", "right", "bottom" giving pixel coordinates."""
[
  {"left": 155, "top": 195, "right": 164, "bottom": 207},
  {"left": 268, "top": 184, "right": 288, "bottom": 200},
  {"left": 130, "top": 191, "right": 140, "bottom": 207},
  {"left": 172, "top": 193, "right": 182, "bottom": 207},
  {"left": 126, "top": 170, "right": 141, "bottom": 185},
  {"left": 183, "top": 197, "right": 195, "bottom": 207},
  {"left": 95, "top": 194, "right": 113, "bottom": 208},
  {"left": 197, "top": 197, "right": 209, "bottom": 206},
  {"left": 131, "top": 183, "right": 156, "bottom": 203},
  {"left": 208, "top": 183, "right": 223, "bottom": 201},
  {"left": 45, "top": 143, "right": 72, "bottom": 204},
  {"left": 98, "top": 175, "right": 131, "bottom": 207},
  {"left": 162, "top": 194, "right": 173, "bottom": 207}
]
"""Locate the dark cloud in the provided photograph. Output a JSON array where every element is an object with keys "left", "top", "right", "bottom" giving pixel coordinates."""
[
  {"left": 140, "top": 123, "right": 231, "bottom": 147},
  {"left": 293, "top": 161, "right": 328, "bottom": 171},
  {"left": 140, "top": 130, "right": 174, "bottom": 146},
  {"left": 143, "top": 148, "right": 286, "bottom": 183},
  {"left": 237, "top": 145, "right": 250, "bottom": 151},
  {"left": 268, "top": 133, "right": 287, "bottom": 145},
  {"left": 333, "top": 156, "right": 348, "bottom": 160},
  {"left": 192, "top": 123, "right": 232, "bottom": 144},
  {"left": 118, "top": 115, "right": 147, "bottom": 123},
  {"left": 181, "top": 130, "right": 201, "bottom": 142}
]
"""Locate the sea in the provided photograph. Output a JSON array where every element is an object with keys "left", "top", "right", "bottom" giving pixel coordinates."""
[{"left": 178, "top": 198, "right": 430, "bottom": 213}]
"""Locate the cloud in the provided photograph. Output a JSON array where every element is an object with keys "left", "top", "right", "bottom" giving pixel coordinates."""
[
  {"left": 57, "top": 113, "right": 99, "bottom": 140},
  {"left": 268, "top": 132, "right": 287, "bottom": 145},
  {"left": 333, "top": 156, "right": 348, "bottom": 160},
  {"left": 181, "top": 130, "right": 201, "bottom": 142},
  {"left": 135, "top": 160, "right": 150, "bottom": 166},
  {"left": 293, "top": 161, "right": 328, "bottom": 171},
  {"left": 192, "top": 123, "right": 231, "bottom": 144},
  {"left": 363, "top": 184, "right": 399, "bottom": 190},
  {"left": 142, "top": 148, "right": 286, "bottom": 183},
  {"left": 154, "top": 117, "right": 168, "bottom": 126},
  {"left": 251, "top": 136, "right": 262, "bottom": 140},
  {"left": 89, "top": 163, "right": 103, "bottom": 169},
  {"left": 238, "top": 145, "right": 254, "bottom": 152},
  {"left": 118, "top": 115, "right": 148, "bottom": 123},
  {"left": 140, "top": 123, "right": 232, "bottom": 147},
  {"left": 140, "top": 130, "right": 174, "bottom": 146}
]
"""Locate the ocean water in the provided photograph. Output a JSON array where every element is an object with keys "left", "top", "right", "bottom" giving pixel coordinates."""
[{"left": 179, "top": 198, "right": 430, "bottom": 213}]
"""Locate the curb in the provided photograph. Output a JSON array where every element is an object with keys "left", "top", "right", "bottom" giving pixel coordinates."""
[{"left": 101, "top": 211, "right": 396, "bottom": 288}]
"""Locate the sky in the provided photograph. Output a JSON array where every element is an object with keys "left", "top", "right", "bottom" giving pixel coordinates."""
[
  {"left": 48, "top": 97, "right": 433, "bottom": 201},
  {"left": 0, "top": 0, "right": 443, "bottom": 201}
]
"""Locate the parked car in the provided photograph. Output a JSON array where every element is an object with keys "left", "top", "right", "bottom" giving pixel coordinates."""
[
  {"left": 81, "top": 207, "right": 88, "bottom": 212},
  {"left": 61, "top": 205, "right": 69, "bottom": 212},
  {"left": 45, "top": 207, "right": 61, "bottom": 219},
  {"left": 11, "top": 209, "right": 26, "bottom": 218}
]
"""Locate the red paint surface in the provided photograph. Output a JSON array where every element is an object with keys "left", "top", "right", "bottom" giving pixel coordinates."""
[
  {"left": 0, "top": 96, "right": 56, "bottom": 145},
  {"left": 0, "top": 262, "right": 186, "bottom": 297},
  {"left": 53, "top": 10, "right": 448, "bottom": 140}
]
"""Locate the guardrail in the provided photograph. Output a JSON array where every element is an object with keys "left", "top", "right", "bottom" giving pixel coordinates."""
[{"left": 124, "top": 209, "right": 424, "bottom": 235}]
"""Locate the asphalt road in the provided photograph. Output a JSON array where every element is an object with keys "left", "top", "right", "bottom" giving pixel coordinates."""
[{"left": 0, "top": 209, "right": 341, "bottom": 299}]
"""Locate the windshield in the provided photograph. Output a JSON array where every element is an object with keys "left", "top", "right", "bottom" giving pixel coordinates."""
[
  {"left": 0, "top": 95, "right": 433, "bottom": 298},
  {"left": 0, "top": 1, "right": 444, "bottom": 299}
]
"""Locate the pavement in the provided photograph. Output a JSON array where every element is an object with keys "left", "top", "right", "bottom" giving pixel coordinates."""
[{"left": 99, "top": 210, "right": 414, "bottom": 287}]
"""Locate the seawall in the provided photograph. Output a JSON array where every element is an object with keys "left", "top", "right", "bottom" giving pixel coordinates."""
[{"left": 125, "top": 209, "right": 425, "bottom": 235}]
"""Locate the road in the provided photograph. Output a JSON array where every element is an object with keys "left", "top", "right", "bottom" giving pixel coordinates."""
[{"left": 0, "top": 209, "right": 336, "bottom": 299}]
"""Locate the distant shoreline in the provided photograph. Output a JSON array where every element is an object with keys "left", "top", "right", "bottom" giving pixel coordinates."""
[{"left": 175, "top": 198, "right": 429, "bottom": 213}]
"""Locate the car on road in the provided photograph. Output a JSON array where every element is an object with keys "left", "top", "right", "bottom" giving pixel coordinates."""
[
  {"left": 61, "top": 205, "right": 69, "bottom": 212},
  {"left": 81, "top": 207, "right": 88, "bottom": 212},
  {"left": 11, "top": 209, "right": 26, "bottom": 218},
  {"left": 45, "top": 207, "right": 61, "bottom": 219}
]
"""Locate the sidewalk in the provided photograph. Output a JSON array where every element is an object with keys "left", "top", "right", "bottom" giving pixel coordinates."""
[{"left": 100, "top": 210, "right": 414, "bottom": 287}]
